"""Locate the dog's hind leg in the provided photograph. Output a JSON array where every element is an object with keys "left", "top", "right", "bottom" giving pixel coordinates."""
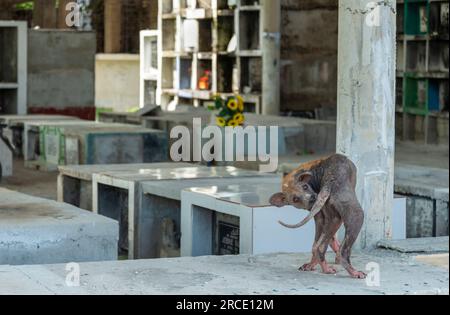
[
  {"left": 330, "top": 229, "right": 342, "bottom": 264},
  {"left": 337, "top": 198, "right": 366, "bottom": 279}
]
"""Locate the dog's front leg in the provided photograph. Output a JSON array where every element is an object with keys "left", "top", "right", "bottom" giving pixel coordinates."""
[{"left": 299, "top": 214, "right": 324, "bottom": 271}]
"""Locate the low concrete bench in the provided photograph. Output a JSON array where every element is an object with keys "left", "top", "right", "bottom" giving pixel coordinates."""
[
  {"left": 180, "top": 183, "right": 407, "bottom": 257},
  {"left": 57, "top": 162, "right": 191, "bottom": 210},
  {"left": 92, "top": 166, "right": 277, "bottom": 259},
  {"left": 0, "top": 188, "right": 118, "bottom": 265}
]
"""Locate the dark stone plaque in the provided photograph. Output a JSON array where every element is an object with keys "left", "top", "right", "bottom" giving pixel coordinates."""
[{"left": 218, "top": 221, "right": 240, "bottom": 255}]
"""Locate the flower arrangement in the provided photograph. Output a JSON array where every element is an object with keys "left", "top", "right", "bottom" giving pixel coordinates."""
[{"left": 210, "top": 95, "right": 245, "bottom": 128}]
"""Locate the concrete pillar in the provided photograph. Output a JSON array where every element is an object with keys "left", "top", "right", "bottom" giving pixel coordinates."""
[
  {"left": 57, "top": 0, "right": 73, "bottom": 29},
  {"left": 336, "top": 1, "right": 396, "bottom": 249},
  {"left": 261, "top": 0, "right": 281, "bottom": 115},
  {"left": 104, "top": 0, "right": 122, "bottom": 53}
]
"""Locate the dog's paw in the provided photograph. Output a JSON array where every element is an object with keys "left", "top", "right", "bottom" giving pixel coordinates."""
[
  {"left": 299, "top": 263, "right": 317, "bottom": 272},
  {"left": 349, "top": 270, "right": 367, "bottom": 279}
]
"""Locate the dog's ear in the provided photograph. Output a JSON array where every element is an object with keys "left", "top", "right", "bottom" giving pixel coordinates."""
[
  {"left": 270, "top": 192, "right": 288, "bottom": 207},
  {"left": 294, "top": 171, "right": 313, "bottom": 183}
]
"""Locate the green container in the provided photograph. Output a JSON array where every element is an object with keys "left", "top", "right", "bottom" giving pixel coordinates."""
[
  {"left": 403, "top": 75, "right": 428, "bottom": 115},
  {"left": 403, "top": 74, "right": 443, "bottom": 115},
  {"left": 404, "top": 0, "right": 430, "bottom": 35}
]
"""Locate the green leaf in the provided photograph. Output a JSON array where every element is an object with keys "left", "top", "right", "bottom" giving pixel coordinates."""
[
  {"left": 15, "top": 1, "right": 33, "bottom": 10},
  {"left": 214, "top": 98, "right": 223, "bottom": 109}
]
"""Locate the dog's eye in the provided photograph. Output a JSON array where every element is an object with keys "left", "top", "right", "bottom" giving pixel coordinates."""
[
  {"left": 302, "top": 185, "right": 309, "bottom": 190},
  {"left": 293, "top": 197, "right": 300, "bottom": 203}
]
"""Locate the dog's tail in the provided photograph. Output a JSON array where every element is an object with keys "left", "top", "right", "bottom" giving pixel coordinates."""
[{"left": 279, "top": 187, "right": 330, "bottom": 229}]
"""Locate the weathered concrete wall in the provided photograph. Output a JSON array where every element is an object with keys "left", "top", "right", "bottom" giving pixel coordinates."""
[
  {"left": 27, "top": 30, "right": 96, "bottom": 120},
  {"left": 95, "top": 53, "right": 140, "bottom": 112},
  {"left": 280, "top": 0, "right": 338, "bottom": 112}
]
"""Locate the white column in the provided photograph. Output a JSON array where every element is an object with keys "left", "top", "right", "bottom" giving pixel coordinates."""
[
  {"left": 337, "top": 0, "right": 396, "bottom": 249},
  {"left": 17, "top": 21, "right": 27, "bottom": 115},
  {"left": 261, "top": 0, "right": 281, "bottom": 115}
]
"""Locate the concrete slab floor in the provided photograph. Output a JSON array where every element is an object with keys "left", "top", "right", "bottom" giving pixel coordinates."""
[
  {"left": 0, "top": 249, "right": 448, "bottom": 295},
  {"left": 415, "top": 254, "right": 449, "bottom": 270}
]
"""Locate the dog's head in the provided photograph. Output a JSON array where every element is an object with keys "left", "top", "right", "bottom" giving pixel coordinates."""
[{"left": 269, "top": 170, "right": 318, "bottom": 210}]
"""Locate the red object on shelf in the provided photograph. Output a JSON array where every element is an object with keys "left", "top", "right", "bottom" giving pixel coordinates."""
[{"left": 198, "top": 70, "right": 211, "bottom": 90}]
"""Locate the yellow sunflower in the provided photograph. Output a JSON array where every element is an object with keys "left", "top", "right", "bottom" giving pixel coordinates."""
[
  {"left": 216, "top": 117, "right": 226, "bottom": 127},
  {"left": 227, "top": 119, "right": 239, "bottom": 127},
  {"left": 233, "top": 113, "right": 244, "bottom": 124},
  {"left": 227, "top": 98, "right": 238, "bottom": 111},
  {"left": 236, "top": 95, "right": 244, "bottom": 112}
]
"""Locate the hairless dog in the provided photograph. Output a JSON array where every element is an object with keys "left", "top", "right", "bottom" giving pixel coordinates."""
[{"left": 270, "top": 154, "right": 366, "bottom": 279}]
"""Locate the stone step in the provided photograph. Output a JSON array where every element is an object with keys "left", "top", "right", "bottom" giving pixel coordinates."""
[{"left": 377, "top": 236, "right": 449, "bottom": 253}]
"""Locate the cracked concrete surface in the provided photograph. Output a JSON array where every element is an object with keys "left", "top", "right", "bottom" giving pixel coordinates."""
[{"left": 344, "top": 0, "right": 396, "bottom": 15}]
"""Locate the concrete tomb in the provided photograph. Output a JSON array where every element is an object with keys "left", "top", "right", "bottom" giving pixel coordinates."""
[
  {"left": 57, "top": 162, "right": 192, "bottom": 211},
  {"left": 92, "top": 166, "right": 277, "bottom": 259},
  {"left": 395, "top": 164, "right": 449, "bottom": 237},
  {"left": 0, "top": 188, "right": 118, "bottom": 265},
  {"left": 23, "top": 121, "right": 168, "bottom": 170},
  {"left": 0, "top": 114, "right": 79, "bottom": 156}
]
